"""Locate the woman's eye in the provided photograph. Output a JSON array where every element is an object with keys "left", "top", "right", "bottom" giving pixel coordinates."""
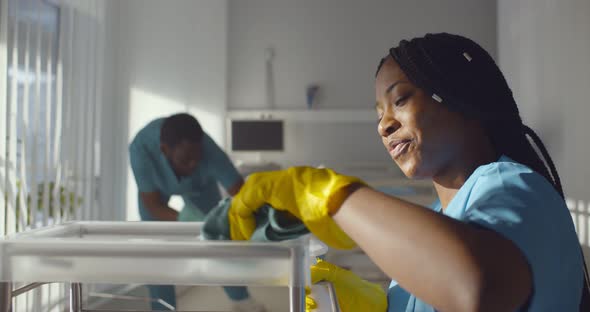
[{"left": 394, "top": 95, "right": 408, "bottom": 106}]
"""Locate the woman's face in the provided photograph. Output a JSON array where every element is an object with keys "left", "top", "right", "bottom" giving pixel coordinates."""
[{"left": 375, "top": 57, "right": 473, "bottom": 179}]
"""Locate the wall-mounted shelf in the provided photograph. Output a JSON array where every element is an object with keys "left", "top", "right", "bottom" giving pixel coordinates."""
[{"left": 226, "top": 109, "right": 377, "bottom": 123}]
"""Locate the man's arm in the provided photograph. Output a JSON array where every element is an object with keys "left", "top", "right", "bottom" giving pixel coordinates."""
[
  {"left": 226, "top": 178, "right": 244, "bottom": 196},
  {"left": 201, "top": 133, "right": 244, "bottom": 197},
  {"left": 139, "top": 191, "right": 179, "bottom": 221}
]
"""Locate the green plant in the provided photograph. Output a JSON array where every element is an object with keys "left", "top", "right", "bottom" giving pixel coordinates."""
[{"left": 15, "top": 181, "right": 82, "bottom": 226}]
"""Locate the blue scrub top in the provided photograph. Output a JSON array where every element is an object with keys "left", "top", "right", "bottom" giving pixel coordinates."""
[
  {"left": 387, "top": 156, "right": 583, "bottom": 311},
  {"left": 129, "top": 118, "right": 242, "bottom": 221}
]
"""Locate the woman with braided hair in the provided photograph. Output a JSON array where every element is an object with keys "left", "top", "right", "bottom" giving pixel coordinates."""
[{"left": 228, "top": 33, "right": 589, "bottom": 311}]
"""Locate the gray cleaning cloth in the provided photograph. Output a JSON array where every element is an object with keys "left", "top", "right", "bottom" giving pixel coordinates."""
[{"left": 202, "top": 197, "right": 309, "bottom": 242}]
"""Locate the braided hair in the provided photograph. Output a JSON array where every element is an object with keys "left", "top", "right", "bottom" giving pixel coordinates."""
[{"left": 376, "top": 32, "right": 588, "bottom": 310}]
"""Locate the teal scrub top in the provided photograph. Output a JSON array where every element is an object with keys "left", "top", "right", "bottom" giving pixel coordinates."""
[
  {"left": 387, "top": 156, "right": 583, "bottom": 311},
  {"left": 129, "top": 118, "right": 242, "bottom": 221}
]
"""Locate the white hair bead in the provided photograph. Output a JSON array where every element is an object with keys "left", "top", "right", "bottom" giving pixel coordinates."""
[
  {"left": 463, "top": 52, "right": 472, "bottom": 62},
  {"left": 432, "top": 94, "right": 443, "bottom": 103}
]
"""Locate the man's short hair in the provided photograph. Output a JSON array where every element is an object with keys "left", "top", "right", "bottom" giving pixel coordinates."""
[{"left": 160, "top": 113, "right": 203, "bottom": 147}]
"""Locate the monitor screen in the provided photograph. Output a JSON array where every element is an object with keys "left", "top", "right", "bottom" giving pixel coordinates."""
[{"left": 231, "top": 120, "right": 284, "bottom": 151}]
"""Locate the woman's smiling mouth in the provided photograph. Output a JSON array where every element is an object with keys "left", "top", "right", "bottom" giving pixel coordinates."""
[{"left": 388, "top": 139, "right": 413, "bottom": 159}]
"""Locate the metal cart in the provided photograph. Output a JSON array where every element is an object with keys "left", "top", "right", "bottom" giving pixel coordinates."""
[{"left": 0, "top": 221, "right": 339, "bottom": 312}]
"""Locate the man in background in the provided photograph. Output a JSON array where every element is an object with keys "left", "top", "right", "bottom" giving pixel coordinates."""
[{"left": 129, "top": 113, "right": 265, "bottom": 311}]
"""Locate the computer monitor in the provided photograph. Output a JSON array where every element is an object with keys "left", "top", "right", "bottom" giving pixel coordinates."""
[{"left": 230, "top": 120, "right": 284, "bottom": 152}]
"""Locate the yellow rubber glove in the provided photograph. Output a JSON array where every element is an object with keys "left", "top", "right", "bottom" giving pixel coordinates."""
[
  {"left": 306, "top": 259, "right": 387, "bottom": 312},
  {"left": 229, "top": 166, "right": 365, "bottom": 249}
]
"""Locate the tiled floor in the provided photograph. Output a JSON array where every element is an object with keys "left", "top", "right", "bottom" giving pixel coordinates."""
[
  {"left": 91, "top": 285, "right": 291, "bottom": 311},
  {"left": 90, "top": 248, "right": 389, "bottom": 311},
  {"left": 177, "top": 286, "right": 290, "bottom": 312}
]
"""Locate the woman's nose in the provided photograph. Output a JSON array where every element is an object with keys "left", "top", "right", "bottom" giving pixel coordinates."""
[{"left": 378, "top": 113, "right": 400, "bottom": 137}]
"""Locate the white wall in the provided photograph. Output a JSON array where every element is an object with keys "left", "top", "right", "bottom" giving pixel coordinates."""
[
  {"left": 498, "top": 0, "right": 590, "bottom": 258},
  {"left": 227, "top": 0, "right": 497, "bottom": 167},
  {"left": 228, "top": 0, "right": 497, "bottom": 110},
  {"left": 105, "top": 0, "right": 228, "bottom": 220}
]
